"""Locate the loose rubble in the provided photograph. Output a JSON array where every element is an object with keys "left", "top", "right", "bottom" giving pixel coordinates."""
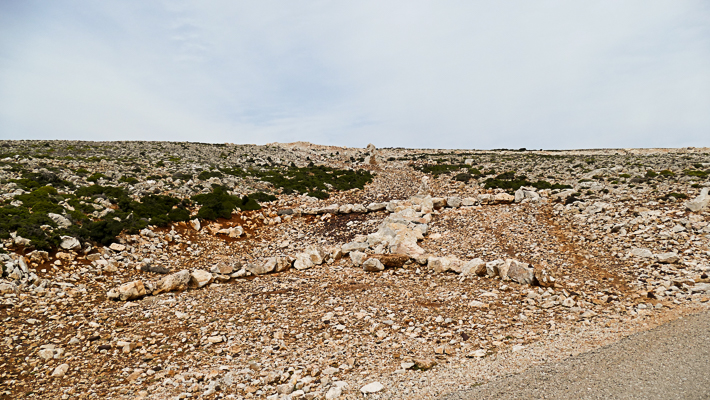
[{"left": 0, "top": 141, "right": 709, "bottom": 399}]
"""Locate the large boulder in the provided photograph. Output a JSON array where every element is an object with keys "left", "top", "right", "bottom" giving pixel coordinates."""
[
  {"left": 247, "top": 259, "right": 275, "bottom": 275},
  {"left": 107, "top": 280, "right": 149, "bottom": 301},
  {"left": 685, "top": 188, "right": 710, "bottom": 212},
  {"left": 153, "top": 270, "right": 191, "bottom": 295},
  {"left": 304, "top": 246, "right": 326, "bottom": 265}
]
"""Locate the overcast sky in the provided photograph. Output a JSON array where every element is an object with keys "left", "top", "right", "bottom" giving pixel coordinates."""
[{"left": 1, "top": 1, "right": 708, "bottom": 149}]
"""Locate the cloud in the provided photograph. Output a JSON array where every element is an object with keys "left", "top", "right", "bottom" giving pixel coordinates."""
[{"left": 1, "top": 1, "right": 708, "bottom": 149}]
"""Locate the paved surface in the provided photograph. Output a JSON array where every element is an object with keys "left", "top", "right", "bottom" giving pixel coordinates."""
[{"left": 441, "top": 310, "right": 710, "bottom": 400}]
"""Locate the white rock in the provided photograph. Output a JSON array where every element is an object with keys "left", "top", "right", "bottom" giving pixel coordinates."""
[
  {"left": 59, "top": 236, "right": 80, "bottom": 250},
  {"left": 293, "top": 253, "right": 315, "bottom": 270},
  {"left": 657, "top": 252, "right": 680, "bottom": 264},
  {"left": 153, "top": 270, "right": 191, "bottom": 295},
  {"left": 629, "top": 247, "right": 653, "bottom": 258},
  {"left": 350, "top": 251, "right": 367, "bottom": 267},
  {"left": 685, "top": 188, "right": 709, "bottom": 212},
  {"left": 189, "top": 270, "right": 213, "bottom": 288},
  {"left": 360, "top": 382, "right": 384, "bottom": 394},
  {"left": 51, "top": 363, "right": 69, "bottom": 377},
  {"left": 107, "top": 280, "right": 149, "bottom": 301},
  {"left": 48, "top": 213, "right": 72, "bottom": 228},
  {"left": 362, "top": 258, "right": 385, "bottom": 272},
  {"left": 326, "top": 386, "right": 343, "bottom": 399}
]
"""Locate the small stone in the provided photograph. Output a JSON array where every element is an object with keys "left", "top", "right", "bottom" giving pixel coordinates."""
[
  {"left": 325, "top": 385, "right": 342, "bottom": 399},
  {"left": 413, "top": 358, "right": 436, "bottom": 370},
  {"left": 51, "top": 363, "right": 69, "bottom": 377},
  {"left": 362, "top": 258, "right": 385, "bottom": 272},
  {"left": 360, "top": 382, "right": 384, "bottom": 394},
  {"left": 189, "top": 270, "right": 213, "bottom": 288}
]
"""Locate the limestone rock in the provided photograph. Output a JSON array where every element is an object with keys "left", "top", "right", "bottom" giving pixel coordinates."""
[
  {"left": 685, "top": 188, "right": 709, "bottom": 212},
  {"left": 107, "top": 280, "right": 149, "bottom": 301},
  {"left": 507, "top": 260, "right": 535, "bottom": 285},
  {"left": 293, "top": 253, "right": 315, "bottom": 270},
  {"left": 362, "top": 258, "right": 385, "bottom": 272},
  {"left": 657, "top": 252, "right": 680, "bottom": 264},
  {"left": 153, "top": 270, "right": 191, "bottom": 295},
  {"left": 350, "top": 251, "right": 367, "bottom": 267},
  {"left": 360, "top": 382, "right": 384, "bottom": 394},
  {"left": 59, "top": 236, "right": 80, "bottom": 251},
  {"left": 48, "top": 213, "right": 72, "bottom": 228},
  {"left": 630, "top": 247, "right": 653, "bottom": 258},
  {"left": 51, "top": 363, "right": 69, "bottom": 378},
  {"left": 461, "top": 258, "right": 486, "bottom": 276},
  {"left": 534, "top": 269, "right": 556, "bottom": 287},
  {"left": 189, "top": 270, "right": 213, "bottom": 288},
  {"left": 413, "top": 358, "right": 437, "bottom": 370}
]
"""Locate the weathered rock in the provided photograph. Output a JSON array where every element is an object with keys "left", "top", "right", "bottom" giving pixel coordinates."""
[
  {"left": 657, "top": 252, "right": 680, "bottom": 264},
  {"left": 461, "top": 258, "right": 486, "bottom": 276},
  {"left": 486, "top": 259, "right": 505, "bottom": 277},
  {"left": 534, "top": 269, "right": 556, "bottom": 287},
  {"left": 190, "top": 219, "right": 201, "bottom": 231},
  {"left": 189, "top": 270, "right": 213, "bottom": 288},
  {"left": 362, "top": 258, "right": 385, "bottom": 272},
  {"left": 140, "top": 263, "right": 170, "bottom": 274},
  {"left": 468, "top": 300, "right": 488, "bottom": 308},
  {"left": 305, "top": 246, "right": 326, "bottom": 265},
  {"left": 153, "top": 270, "right": 191, "bottom": 295},
  {"left": 109, "top": 243, "right": 126, "bottom": 252},
  {"left": 446, "top": 196, "right": 462, "bottom": 208},
  {"left": 428, "top": 256, "right": 463, "bottom": 273},
  {"left": 210, "top": 263, "right": 234, "bottom": 275},
  {"left": 494, "top": 193, "right": 515, "bottom": 203},
  {"left": 51, "top": 363, "right": 69, "bottom": 378},
  {"left": 0, "top": 282, "right": 17, "bottom": 294},
  {"left": 107, "top": 280, "right": 149, "bottom": 301},
  {"left": 507, "top": 260, "right": 535, "bottom": 285},
  {"left": 685, "top": 188, "right": 709, "bottom": 212},
  {"left": 293, "top": 253, "right": 315, "bottom": 270},
  {"left": 247, "top": 259, "right": 276, "bottom": 275},
  {"left": 389, "top": 231, "right": 425, "bottom": 258},
  {"left": 59, "top": 236, "right": 80, "bottom": 251},
  {"left": 341, "top": 242, "right": 369, "bottom": 254},
  {"left": 350, "top": 251, "right": 367, "bottom": 267},
  {"left": 367, "top": 202, "right": 387, "bottom": 211},
  {"left": 361, "top": 382, "right": 384, "bottom": 394},
  {"left": 413, "top": 358, "right": 437, "bottom": 370},
  {"left": 48, "top": 213, "right": 72, "bottom": 228},
  {"left": 369, "top": 254, "right": 409, "bottom": 268},
  {"left": 630, "top": 247, "right": 653, "bottom": 258}
]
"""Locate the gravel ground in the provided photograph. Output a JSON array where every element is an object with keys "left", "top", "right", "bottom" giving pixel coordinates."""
[{"left": 440, "top": 309, "right": 710, "bottom": 400}]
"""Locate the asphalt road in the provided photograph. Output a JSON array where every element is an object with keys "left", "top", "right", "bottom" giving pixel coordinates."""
[{"left": 441, "top": 310, "right": 710, "bottom": 400}]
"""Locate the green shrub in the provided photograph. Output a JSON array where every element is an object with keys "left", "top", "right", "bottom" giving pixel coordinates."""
[
  {"left": 192, "top": 186, "right": 257, "bottom": 220},
  {"left": 87, "top": 172, "right": 108, "bottom": 182},
  {"left": 645, "top": 170, "right": 657, "bottom": 178},
  {"left": 683, "top": 169, "right": 708, "bottom": 178},
  {"left": 453, "top": 173, "right": 472, "bottom": 182},
  {"left": 249, "top": 192, "right": 277, "bottom": 202},
  {"left": 119, "top": 176, "right": 139, "bottom": 184},
  {"left": 660, "top": 170, "right": 675, "bottom": 176},
  {"left": 415, "top": 164, "right": 468, "bottom": 176},
  {"left": 197, "top": 170, "right": 224, "bottom": 180},
  {"left": 256, "top": 165, "right": 373, "bottom": 198}
]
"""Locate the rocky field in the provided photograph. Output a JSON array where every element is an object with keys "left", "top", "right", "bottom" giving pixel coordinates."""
[{"left": 1, "top": 140, "right": 709, "bottom": 400}]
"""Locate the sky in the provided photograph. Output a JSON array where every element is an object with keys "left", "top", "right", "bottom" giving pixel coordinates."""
[{"left": 1, "top": 1, "right": 709, "bottom": 149}]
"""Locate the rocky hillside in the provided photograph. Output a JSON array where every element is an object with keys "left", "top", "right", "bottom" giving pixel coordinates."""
[{"left": 1, "top": 141, "right": 709, "bottom": 399}]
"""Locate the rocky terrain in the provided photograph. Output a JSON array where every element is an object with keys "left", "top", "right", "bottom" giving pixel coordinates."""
[{"left": 0, "top": 140, "right": 709, "bottom": 400}]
